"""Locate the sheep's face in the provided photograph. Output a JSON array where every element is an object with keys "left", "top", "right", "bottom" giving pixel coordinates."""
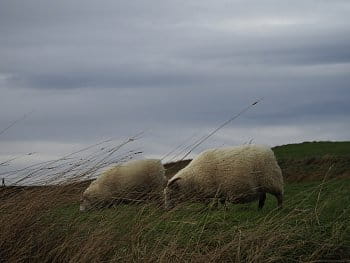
[
  {"left": 79, "top": 193, "right": 96, "bottom": 212},
  {"left": 79, "top": 197, "right": 90, "bottom": 212}
]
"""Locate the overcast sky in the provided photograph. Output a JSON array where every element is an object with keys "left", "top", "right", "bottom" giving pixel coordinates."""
[{"left": 1, "top": 0, "right": 350, "bottom": 181}]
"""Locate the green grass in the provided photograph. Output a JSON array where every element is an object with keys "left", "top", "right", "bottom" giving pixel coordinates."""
[
  {"left": 272, "top": 141, "right": 350, "bottom": 182},
  {"left": 35, "top": 179, "right": 350, "bottom": 262},
  {"left": 1, "top": 141, "right": 350, "bottom": 262}
]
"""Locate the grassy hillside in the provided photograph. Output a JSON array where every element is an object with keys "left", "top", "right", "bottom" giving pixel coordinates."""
[
  {"left": 1, "top": 179, "right": 349, "bottom": 262},
  {"left": 273, "top": 141, "right": 350, "bottom": 159},
  {"left": 273, "top": 141, "right": 350, "bottom": 182},
  {"left": 1, "top": 141, "right": 350, "bottom": 262}
]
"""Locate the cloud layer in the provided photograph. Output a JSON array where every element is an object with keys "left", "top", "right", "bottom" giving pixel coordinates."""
[{"left": 1, "top": 0, "right": 350, "bottom": 183}]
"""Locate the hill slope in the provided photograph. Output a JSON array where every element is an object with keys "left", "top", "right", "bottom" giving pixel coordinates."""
[
  {"left": 273, "top": 141, "right": 350, "bottom": 182},
  {"left": 273, "top": 141, "right": 350, "bottom": 159}
]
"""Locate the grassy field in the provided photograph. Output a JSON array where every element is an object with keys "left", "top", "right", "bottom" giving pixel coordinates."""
[{"left": 0, "top": 141, "right": 350, "bottom": 262}]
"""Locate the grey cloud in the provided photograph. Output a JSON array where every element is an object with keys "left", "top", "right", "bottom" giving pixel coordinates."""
[
  {"left": 6, "top": 68, "right": 207, "bottom": 90},
  {"left": 1, "top": 83, "right": 348, "bottom": 144},
  {"left": 1, "top": 0, "right": 350, "bottom": 93},
  {"left": 1, "top": 0, "right": 350, "bottom": 177},
  {"left": 179, "top": 25, "right": 350, "bottom": 66}
]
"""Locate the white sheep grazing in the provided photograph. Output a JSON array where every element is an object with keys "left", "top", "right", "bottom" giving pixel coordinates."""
[
  {"left": 80, "top": 159, "right": 166, "bottom": 211},
  {"left": 164, "top": 145, "right": 284, "bottom": 210}
]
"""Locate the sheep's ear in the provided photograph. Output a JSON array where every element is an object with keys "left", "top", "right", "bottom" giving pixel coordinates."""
[{"left": 167, "top": 177, "right": 181, "bottom": 188}]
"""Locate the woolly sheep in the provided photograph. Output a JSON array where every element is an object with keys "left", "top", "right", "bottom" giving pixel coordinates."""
[
  {"left": 164, "top": 145, "right": 284, "bottom": 210},
  {"left": 80, "top": 159, "right": 166, "bottom": 211}
]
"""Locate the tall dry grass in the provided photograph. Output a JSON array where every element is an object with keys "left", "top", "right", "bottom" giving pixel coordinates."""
[
  {"left": 1, "top": 175, "right": 349, "bottom": 262},
  {"left": 0, "top": 137, "right": 349, "bottom": 262}
]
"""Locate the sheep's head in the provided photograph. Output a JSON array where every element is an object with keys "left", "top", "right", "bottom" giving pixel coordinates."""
[
  {"left": 80, "top": 192, "right": 93, "bottom": 212},
  {"left": 164, "top": 177, "right": 181, "bottom": 210},
  {"left": 79, "top": 187, "right": 100, "bottom": 212}
]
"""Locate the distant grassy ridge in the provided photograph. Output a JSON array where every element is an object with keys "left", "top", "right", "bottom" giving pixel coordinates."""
[
  {"left": 273, "top": 141, "right": 350, "bottom": 182},
  {"left": 272, "top": 141, "right": 350, "bottom": 159}
]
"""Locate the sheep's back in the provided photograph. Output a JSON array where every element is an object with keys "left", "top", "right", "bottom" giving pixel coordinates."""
[
  {"left": 94, "top": 159, "right": 165, "bottom": 198},
  {"left": 182, "top": 145, "right": 282, "bottom": 196},
  {"left": 214, "top": 145, "right": 283, "bottom": 194},
  {"left": 210, "top": 147, "right": 260, "bottom": 196}
]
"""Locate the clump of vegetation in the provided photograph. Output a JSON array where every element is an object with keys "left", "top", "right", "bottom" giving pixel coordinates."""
[
  {"left": 1, "top": 179, "right": 349, "bottom": 262},
  {"left": 0, "top": 141, "right": 349, "bottom": 262}
]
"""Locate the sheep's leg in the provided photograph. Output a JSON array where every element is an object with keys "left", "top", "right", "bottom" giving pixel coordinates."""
[
  {"left": 274, "top": 192, "right": 283, "bottom": 209},
  {"left": 266, "top": 189, "right": 283, "bottom": 209},
  {"left": 258, "top": 192, "right": 266, "bottom": 209}
]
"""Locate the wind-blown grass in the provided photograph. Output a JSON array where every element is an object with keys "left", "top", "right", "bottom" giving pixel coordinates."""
[
  {"left": 0, "top": 141, "right": 349, "bottom": 262},
  {"left": 0, "top": 135, "right": 143, "bottom": 186},
  {"left": 1, "top": 177, "right": 349, "bottom": 262}
]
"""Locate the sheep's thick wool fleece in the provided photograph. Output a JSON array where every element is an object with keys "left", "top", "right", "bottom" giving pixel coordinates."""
[
  {"left": 172, "top": 145, "right": 283, "bottom": 199},
  {"left": 85, "top": 159, "right": 165, "bottom": 200}
]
